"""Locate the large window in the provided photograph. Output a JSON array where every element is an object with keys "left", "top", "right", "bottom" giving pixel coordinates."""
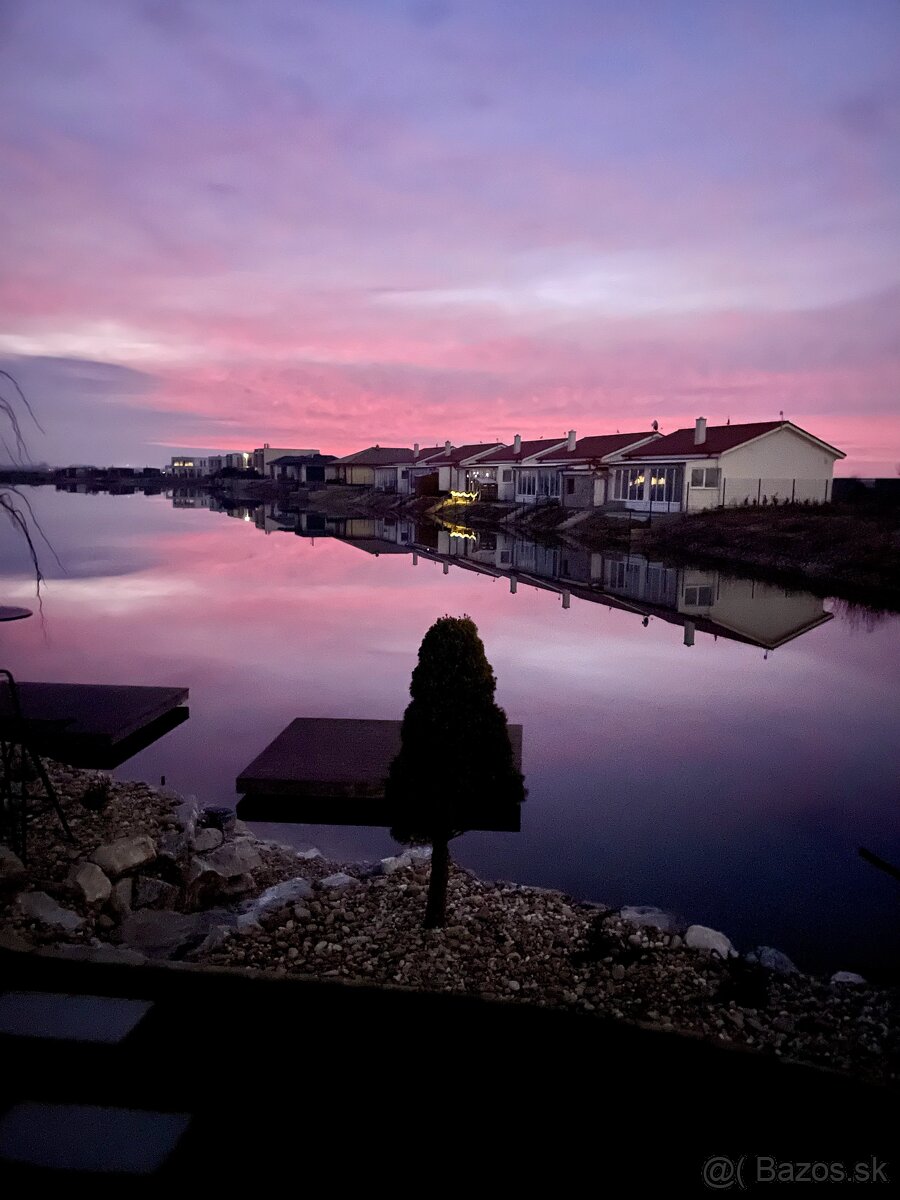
[
  {"left": 683, "top": 585, "right": 714, "bottom": 607},
  {"left": 649, "top": 466, "right": 682, "bottom": 504},
  {"left": 612, "top": 468, "right": 646, "bottom": 501},
  {"left": 518, "top": 469, "right": 560, "bottom": 498},
  {"left": 691, "top": 467, "right": 720, "bottom": 489}
]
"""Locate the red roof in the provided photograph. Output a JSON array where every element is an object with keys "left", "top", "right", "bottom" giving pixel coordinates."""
[
  {"left": 536, "top": 432, "right": 659, "bottom": 463},
  {"left": 478, "top": 438, "right": 567, "bottom": 463},
  {"left": 425, "top": 442, "right": 504, "bottom": 466},
  {"left": 410, "top": 446, "right": 444, "bottom": 463},
  {"left": 335, "top": 446, "right": 415, "bottom": 466},
  {"left": 621, "top": 421, "right": 787, "bottom": 458}
]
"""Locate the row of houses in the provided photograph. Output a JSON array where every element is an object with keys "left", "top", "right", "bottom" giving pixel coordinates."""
[
  {"left": 323, "top": 419, "right": 844, "bottom": 513},
  {"left": 169, "top": 418, "right": 845, "bottom": 514}
]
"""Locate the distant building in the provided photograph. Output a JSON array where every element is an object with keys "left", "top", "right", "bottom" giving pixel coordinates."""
[
  {"left": 251, "top": 445, "right": 319, "bottom": 475},
  {"left": 328, "top": 446, "right": 417, "bottom": 490},
  {"left": 267, "top": 453, "right": 336, "bottom": 484}
]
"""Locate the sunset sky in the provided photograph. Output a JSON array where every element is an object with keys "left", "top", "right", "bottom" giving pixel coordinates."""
[{"left": 1, "top": 0, "right": 898, "bottom": 473}]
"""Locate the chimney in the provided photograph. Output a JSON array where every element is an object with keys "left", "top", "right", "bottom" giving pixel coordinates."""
[
  {"left": 444, "top": 439, "right": 452, "bottom": 453},
  {"left": 566, "top": 429, "right": 577, "bottom": 452},
  {"left": 694, "top": 418, "right": 707, "bottom": 446},
  {"left": 414, "top": 442, "right": 420, "bottom": 458},
  {"left": 513, "top": 434, "right": 522, "bottom": 454}
]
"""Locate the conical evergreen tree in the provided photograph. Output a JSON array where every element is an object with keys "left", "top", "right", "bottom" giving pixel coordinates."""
[{"left": 387, "top": 615, "right": 525, "bottom": 927}]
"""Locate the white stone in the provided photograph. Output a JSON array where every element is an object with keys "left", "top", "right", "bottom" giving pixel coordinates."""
[
  {"left": 620, "top": 906, "right": 678, "bottom": 933},
  {"left": 201, "top": 838, "right": 261, "bottom": 878},
  {"left": 90, "top": 835, "right": 157, "bottom": 878},
  {"left": 380, "top": 854, "right": 411, "bottom": 875},
  {"left": 69, "top": 862, "right": 112, "bottom": 905},
  {"left": 296, "top": 848, "right": 322, "bottom": 861},
  {"left": 237, "top": 876, "right": 314, "bottom": 927},
  {"left": 16, "top": 891, "right": 85, "bottom": 932},
  {"left": 406, "top": 846, "right": 432, "bottom": 864},
  {"left": 830, "top": 971, "right": 867, "bottom": 986},
  {"left": 685, "top": 924, "right": 736, "bottom": 958},
  {"left": 746, "top": 946, "right": 799, "bottom": 976},
  {"left": 318, "top": 872, "right": 359, "bottom": 893}
]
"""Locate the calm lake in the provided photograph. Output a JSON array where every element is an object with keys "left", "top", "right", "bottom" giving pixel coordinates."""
[{"left": 2, "top": 486, "right": 898, "bottom": 979}]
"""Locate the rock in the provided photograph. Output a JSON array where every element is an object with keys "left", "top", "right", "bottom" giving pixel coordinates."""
[
  {"left": 200, "top": 806, "right": 235, "bottom": 833},
  {"left": 201, "top": 839, "right": 261, "bottom": 878},
  {"left": 157, "top": 831, "right": 188, "bottom": 862},
  {"left": 830, "top": 971, "right": 867, "bottom": 986},
  {"left": 90, "top": 835, "right": 157, "bottom": 878},
  {"left": 185, "top": 857, "right": 224, "bottom": 910},
  {"left": 193, "top": 924, "right": 233, "bottom": 957},
  {"left": 192, "top": 828, "right": 224, "bottom": 854},
  {"left": 611, "top": 963, "right": 626, "bottom": 981},
  {"left": 37, "top": 943, "right": 147, "bottom": 966},
  {"left": 318, "top": 872, "right": 359, "bottom": 894},
  {"left": 293, "top": 905, "right": 312, "bottom": 922},
  {"left": 16, "top": 891, "right": 85, "bottom": 932},
  {"left": 232, "top": 819, "right": 254, "bottom": 838},
  {"left": 685, "top": 925, "right": 736, "bottom": 958},
  {"left": 0, "top": 846, "right": 26, "bottom": 890},
  {"left": 237, "top": 876, "right": 314, "bottom": 927},
  {"left": 0, "top": 928, "right": 34, "bottom": 953},
  {"left": 505, "top": 979, "right": 520, "bottom": 992},
  {"left": 380, "top": 854, "right": 410, "bottom": 875},
  {"left": 620, "top": 905, "right": 679, "bottom": 933},
  {"left": 296, "top": 848, "right": 322, "bottom": 861},
  {"left": 218, "top": 872, "right": 255, "bottom": 898},
  {"left": 117, "top": 909, "right": 233, "bottom": 959},
  {"left": 406, "top": 846, "right": 432, "bottom": 865},
  {"left": 133, "top": 876, "right": 180, "bottom": 910},
  {"left": 69, "top": 862, "right": 112, "bottom": 906},
  {"left": 746, "top": 946, "right": 799, "bottom": 976},
  {"left": 108, "top": 877, "right": 133, "bottom": 919}
]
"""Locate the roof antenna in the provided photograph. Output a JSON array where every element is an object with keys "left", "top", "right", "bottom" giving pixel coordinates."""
[
  {"left": 779, "top": 410, "right": 784, "bottom": 421},
  {"left": 726, "top": 416, "right": 730, "bottom": 425},
  {"left": 651, "top": 420, "right": 659, "bottom": 432}
]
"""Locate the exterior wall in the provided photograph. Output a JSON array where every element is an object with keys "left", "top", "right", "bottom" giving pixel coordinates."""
[
  {"left": 496, "top": 466, "right": 516, "bottom": 501},
  {"left": 254, "top": 447, "right": 319, "bottom": 474},
  {"left": 561, "top": 473, "right": 593, "bottom": 508},
  {"left": 719, "top": 430, "right": 837, "bottom": 505},
  {"left": 679, "top": 575, "right": 828, "bottom": 645},
  {"left": 330, "top": 463, "right": 376, "bottom": 486}
]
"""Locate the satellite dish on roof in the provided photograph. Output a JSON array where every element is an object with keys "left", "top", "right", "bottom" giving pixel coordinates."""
[{"left": 651, "top": 420, "right": 659, "bottom": 431}]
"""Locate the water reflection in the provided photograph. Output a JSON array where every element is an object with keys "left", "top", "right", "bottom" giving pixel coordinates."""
[{"left": 245, "top": 502, "right": 833, "bottom": 655}]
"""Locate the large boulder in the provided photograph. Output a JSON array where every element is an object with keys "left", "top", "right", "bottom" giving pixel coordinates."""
[
  {"left": 69, "top": 862, "right": 112, "bottom": 906},
  {"left": 192, "top": 828, "right": 224, "bottom": 854},
  {"left": 108, "top": 877, "right": 133, "bottom": 919},
  {"left": 0, "top": 846, "right": 26, "bottom": 891},
  {"left": 685, "top": 924, "right": 736, "bottom": 959},
  {"left": 317, "top": 872, "right": 359, "bottom": 894},
  {"left": 90, "top": 835, "right": 157, "bottom": 878},
  {"left": 16, "top": 890, "right": 85, "bottom": 932},
  {"left": 201, "top": 838, "right": 261, "bottom": 878},
  {"left": 830, "top": 970, "right": 867, "bottom": 986},
  {"left": 133, "top": 876, "right": 180, "bottom": 910}
]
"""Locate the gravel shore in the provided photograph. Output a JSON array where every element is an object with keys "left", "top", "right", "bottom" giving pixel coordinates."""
[{"left": 1, "top": 765, "right": 896, "bottom": 1088}]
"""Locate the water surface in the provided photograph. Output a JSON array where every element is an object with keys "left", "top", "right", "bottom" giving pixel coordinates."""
[{"left": 2, "top": 487, "right": 898, "bottom": 978}]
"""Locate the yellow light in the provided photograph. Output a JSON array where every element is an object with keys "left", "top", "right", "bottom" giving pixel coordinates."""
[{"left": 449, "top": 490, "right": 479, "bottom": 503}]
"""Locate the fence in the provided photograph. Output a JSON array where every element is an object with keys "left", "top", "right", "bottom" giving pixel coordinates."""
[{"left": 715, "top": 477, "right": 832, "bottom": 509}]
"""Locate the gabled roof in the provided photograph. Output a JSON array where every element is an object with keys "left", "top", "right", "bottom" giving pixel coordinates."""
[
  {"left": 535, "top": 432, "right": 660, "bottom": 465},
  {"left": 621, "top": 421, "right": 845, "bottom": 460},
  {"left": 334, "top": 446, "right": 415, "bottom": 466},
  {"left": 424, "top": 442, "right": 504, "bottom": 466},
  {"left": 409, "top": 446, "right": 445, "bottom": 464},
  {"left": 478, "top": 438, "right": 567, "bottom": 464}
]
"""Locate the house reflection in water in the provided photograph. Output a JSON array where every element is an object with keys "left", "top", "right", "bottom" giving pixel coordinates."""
[{"left": 198, "top": 501, "right": 833, "bottom": 653}]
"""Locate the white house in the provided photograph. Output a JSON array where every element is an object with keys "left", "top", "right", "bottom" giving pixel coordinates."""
[
  {"left": 610, "top": 419, "right": 845, "bottom": 514},
  {"left": 252, "top": 445, "right": 319, "bottom": 475},
  {"left": 474, "top": 435, "right": 569, "bottom": 502},
  {"left": 530, "top": 430, "right": 662, "bottom": 507},
  {"left": 397, "top": 444, "right": 448, "bottom": 495},
  {"left": 419, "top": 443, "right": 506, "bottom": 496}
]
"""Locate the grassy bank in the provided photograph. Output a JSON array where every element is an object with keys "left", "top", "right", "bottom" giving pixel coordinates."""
[{"left": 637, "top": 505, "right": 900, "bottom": 610}]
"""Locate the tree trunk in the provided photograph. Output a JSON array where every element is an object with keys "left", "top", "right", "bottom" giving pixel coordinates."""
[{"left": 424, "top": 836, "right": 450, "bottom": 928}]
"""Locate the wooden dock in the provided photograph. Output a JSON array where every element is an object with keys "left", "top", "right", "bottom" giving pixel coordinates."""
[
  {"left": 0, "top": 683, "right": 189, "bottom": 769},
  {"left": 236, "top": 717, "right": 523, "bottom": 830}
]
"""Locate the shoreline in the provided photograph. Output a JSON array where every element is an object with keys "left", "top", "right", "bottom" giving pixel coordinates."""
[{"left": 1, "top": 765, "right": 896, "bottom": 1089}]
